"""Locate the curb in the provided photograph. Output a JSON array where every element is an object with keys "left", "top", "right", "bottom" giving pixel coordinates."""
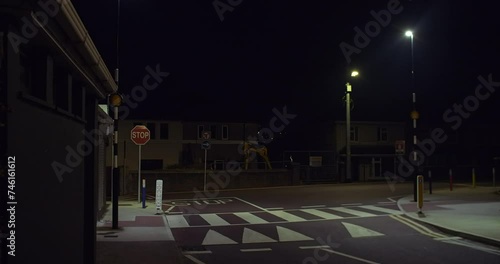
[{"left": 396, "top": 196, "right": 500, "bottom": 248}]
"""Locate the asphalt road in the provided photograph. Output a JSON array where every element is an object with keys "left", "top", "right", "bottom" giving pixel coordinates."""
[{"left": 162, "top": 182, "right": 500, "bottom": 264}]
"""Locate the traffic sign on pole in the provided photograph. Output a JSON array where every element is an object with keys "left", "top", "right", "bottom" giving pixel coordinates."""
[
  {"left": 201, "top": 141, "right": 211, "bottom": 150},
  {"left": 131, "top": 125, "right": 151, "bottom": 203},
  {"left": 131, "top": 125, "right": 151, "bottom": 145},
  {"left": 202, "top": 131, "right": 211, "bottom": 140}
]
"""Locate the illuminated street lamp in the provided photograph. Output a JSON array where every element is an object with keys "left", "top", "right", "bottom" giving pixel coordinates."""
[
  {"left": 406, "top": 30, "right": 418, "bottom": 202},
  {"left": 345, "top": 71, "right": 359, "bottom": 182}
]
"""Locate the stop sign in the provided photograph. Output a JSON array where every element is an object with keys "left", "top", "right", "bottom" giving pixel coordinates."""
[{"left": 131, "top": 125, "right": 151, "bottom": 145}]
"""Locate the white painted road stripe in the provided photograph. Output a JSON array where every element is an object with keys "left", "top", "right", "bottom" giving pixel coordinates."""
[
  {"left": 184, "top": 255, "right": 206, "bottom": 264},
  {"left": 322, "top": 249, "right": 380, "bottom": 264},
  {"left": 233, "top": 197, "right": 267, "bottom": 211},
  {"left": 301, "top": 209, "right": 342, "bottom": 220},
  {"left": 166, "top": 215, "right": 189, "bottom": 228},
  {"left": 240, "top": 248, "right": 273, "bottom": 252},
  {"left": 359, "top": 205, "right": 401, "bottom": 215},
  {"left": 341, "top": 203, "right": 363, "bottom": 206},
  {"left": 265, "top": 207, "right": 284, "bottom": 210},
  {"left": 182, "top": 250, "right": 212, "bottom": 254},
  {"left": 299, "top": 245, "right": 331, "bottom": 249},
  {"left": 234, "top": 212, "right": 268, "bottom": 224},
  {"left": 330, "top": 207, "right": 377, "bottom": 217},
  {"left": 200, "top": 214, "right": 230, "bottom": 226},
  {"left": 268, "top": 211, "right": 307, "bottom": 222},
  {"left": 377, "top": 201, "right": 395, "bottom": 204},
  {"left": 301, "top": 205, "right": 326, "bottom": 209}
]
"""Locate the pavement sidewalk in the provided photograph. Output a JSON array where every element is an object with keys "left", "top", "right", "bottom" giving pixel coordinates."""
[
  {"left": 398, "top": 184, "right": 500, "bottom": 247},
  {"left": 96, "top": 197, "right": 184, "bottom": 264}
]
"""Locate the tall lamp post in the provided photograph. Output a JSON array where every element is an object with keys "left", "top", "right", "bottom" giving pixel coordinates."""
[
  {"left": 345, "top": 71, "right": 359, "bottom": 183},
  {"left": 406, "top": 30, "right": 419, "bottom": 202}
]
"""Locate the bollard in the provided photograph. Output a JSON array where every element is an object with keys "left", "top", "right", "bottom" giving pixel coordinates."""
[
  {"left": 428, "top": 170, "right": 432, "bottom": 194},
  {"left": 142, "top": 179, "right": 146, "bottom": 208},
  {"left": 449, "top": 168, "right": 453, "bottom": 191},
  {"left": 493, "top": 167, "right": 496, "bottom": 187},
  {"left": 472, "top": 168, "right": 476, "bottom": 188},
  {"left": 417, "top": 175, "right": 424, "bottom": 214}
]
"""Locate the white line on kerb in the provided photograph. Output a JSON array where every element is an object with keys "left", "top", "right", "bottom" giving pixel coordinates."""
[
  {"left": 240, "top": 248, "right": 273, "bottom": 252},
  {"left": 387, "top": 197, "right": 397, "bottom": 202},
  {"left": 301, "top": 205, "right": 326, "bottom": 209}
]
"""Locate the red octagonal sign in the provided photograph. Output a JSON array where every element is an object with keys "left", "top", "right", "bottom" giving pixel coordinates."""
[{"left": 131, "top": 125, "right": 151, "bottom": 145}]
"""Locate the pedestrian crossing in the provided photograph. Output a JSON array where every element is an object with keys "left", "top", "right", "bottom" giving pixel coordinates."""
[{"left": 166, "top": 205, "right": 402, "bottom": 228}]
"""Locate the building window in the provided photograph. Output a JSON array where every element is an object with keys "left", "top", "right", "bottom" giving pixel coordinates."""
[
  {"left": 53, "top": 66, "right": 70, "bottom": 111},
  {"left": 160, "top": 123, "right": 169, "bottom": 139},
  {"left": 20, "top": 50, "right": 47, "bottom": 100},
  {"left": 210, "top": 125, "right": 217, "bottom": 140},
  {"left": 222, "top": 125, "right": 229, "bottom": 140},
  {"left": 147, "top": 123, "right": 156, "bottom": 139},
  {"left": 72, "top": 80, "right": 83, "bottom": 118},
  {"left": 198, "top": 125, "right": 204, "bottom": 139},
  {"left": 350, "top": 126, "right": 358, "bottom": 141},
  {"left": 378, "top": 127, "right": 388, "bottom": 141}
]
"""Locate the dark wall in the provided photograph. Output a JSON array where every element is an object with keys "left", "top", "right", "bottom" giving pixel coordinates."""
[{"left": 5, "top": 23, "right": 99, "bottom": 264}]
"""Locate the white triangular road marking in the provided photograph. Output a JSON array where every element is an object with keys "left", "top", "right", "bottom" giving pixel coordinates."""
[
  {"left": 202, "top": 229, "right": 238, "bottom": 245},
  {"left": 342, "top": 222, "right": 384, "bottom": 238},
  {"left": 242, "top": 228, "right": 277, "bottom": 243},
  {"left": 276, "top": 226, "right": 314, "bottom": 242}
]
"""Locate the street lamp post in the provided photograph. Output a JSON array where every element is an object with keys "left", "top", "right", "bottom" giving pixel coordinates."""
[
  {"left": 406, "top": 30, "right": 418, "bottom": 202},
  {"left": 345, "top": 71, "right": 359, "bottom": 183}
]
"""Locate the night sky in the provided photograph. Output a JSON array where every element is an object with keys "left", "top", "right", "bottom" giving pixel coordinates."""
[{"left": 73, "top": 0, "right": 500, "bottom": 131}]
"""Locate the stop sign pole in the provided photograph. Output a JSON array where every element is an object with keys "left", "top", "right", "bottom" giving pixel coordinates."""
[{"left": 131, "top": 125, "right": 151, "bottom": 203}]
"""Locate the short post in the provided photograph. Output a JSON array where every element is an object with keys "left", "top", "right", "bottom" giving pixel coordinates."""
[
  {"left": 472, "top": 168, "right": 476, "bottom": 188},
  {"left": 493, "top": 167, "right": 496, "bottom": 187},
  {"left": 417, "top": 175, "right": 424, "bottom": 214},
  {"left": 204, "top": 148, "right": 207, "bottom": 192},
  {"left": 142, "top": 178, "right": 146, "bottom": 208},
  {"left": 428, "top": 170, "right": 432, "bottom": 194},
  {"left": 449, "top": 168, "right": 453, "bottom": 191},
  {"left": 155, "top": 179, "right": 163, "bottom": 214}
]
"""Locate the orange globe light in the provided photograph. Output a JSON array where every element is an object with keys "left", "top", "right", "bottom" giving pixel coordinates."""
[
  {"left": 410, "top": 110, "right": 420, "bottom": 120},
  {"left": 109, "top": 93, "right": 123, "bottom": 107}
]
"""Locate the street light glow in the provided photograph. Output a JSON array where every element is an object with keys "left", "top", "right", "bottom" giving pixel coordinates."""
[
  {"left": 351, "top": 71, "right": 359, "bottom": 77},
  {"left": 405, "top": 30, "right": 413, "bottom": 37}
]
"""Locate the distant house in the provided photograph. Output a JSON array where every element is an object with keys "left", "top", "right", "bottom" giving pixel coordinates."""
[
  {"left": 108, "top": 119, "right": 261, "bottom": 172},
  {"left": 326, "top": 121, "right": 406, "bottom": 181},
  {"left": 1, "top": 1, "right": 115, "bottom": 263}
]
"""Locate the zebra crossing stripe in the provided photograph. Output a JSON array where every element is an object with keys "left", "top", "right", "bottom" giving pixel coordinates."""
[
  {"left": 166, "top": 215, "right": 190, "bottom": 228},
  {"left": 267, "top": 210, "right": 307, "bottom": 222},
  {"left": 301, "top": 209, "right": 343, "bottom": 220},
  {"left": 200, "top": 214, "right": 230, "bottom": 226},
  {"left": 234, "top": 212, "right": 268, "bottom": 224},
  {"left": 358, "top": 205, "right": 402, "bottom": 215},
  {"left": 329, "top": 207, "right": 377, "bottom": 217}
]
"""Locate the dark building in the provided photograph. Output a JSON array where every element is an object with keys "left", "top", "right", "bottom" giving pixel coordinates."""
[{"left": 1, "top": 1, "right": 115, "bottom": 263}]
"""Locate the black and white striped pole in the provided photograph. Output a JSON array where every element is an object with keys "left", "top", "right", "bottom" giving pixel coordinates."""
[{"left": 109, "top": 93, "right": 123, "bottom": 230}]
